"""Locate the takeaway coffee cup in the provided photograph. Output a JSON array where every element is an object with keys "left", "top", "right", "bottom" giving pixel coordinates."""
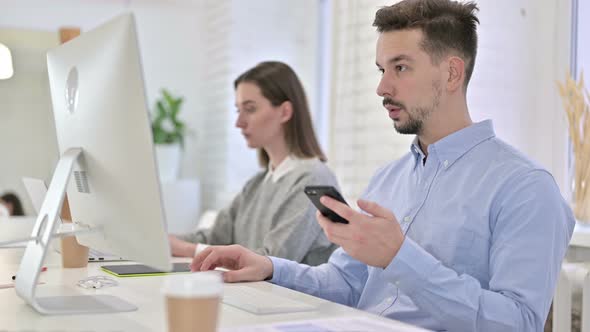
[{"left": 162, "top": 271, "right": 223, "bottom": 332}]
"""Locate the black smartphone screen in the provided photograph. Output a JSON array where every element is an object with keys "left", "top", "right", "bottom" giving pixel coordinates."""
[{"left": 304, "top": 185, "right": 349, "bottom": 224}]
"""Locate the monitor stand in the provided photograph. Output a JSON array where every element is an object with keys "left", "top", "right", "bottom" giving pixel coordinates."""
[{"left": 14, "top": 147, "right": 137, "bottom": 315}]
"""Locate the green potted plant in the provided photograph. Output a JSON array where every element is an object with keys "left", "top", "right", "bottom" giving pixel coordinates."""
[{"left": 151, "top": 89, "right": 187, "bottom": 182}]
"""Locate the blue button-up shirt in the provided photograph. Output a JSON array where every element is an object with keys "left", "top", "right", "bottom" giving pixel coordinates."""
[{"left": 270, "top": 120, "right": 574, "bottom": 331}]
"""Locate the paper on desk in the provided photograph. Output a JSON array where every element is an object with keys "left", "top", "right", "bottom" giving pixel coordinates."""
[{"left": 221, "top": 316, "right": 429, "bottom": 332}]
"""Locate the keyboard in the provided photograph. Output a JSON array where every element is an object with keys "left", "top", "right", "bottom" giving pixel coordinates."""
[{"left": 222, "top": 286, "right": 317, "bottom": 315}]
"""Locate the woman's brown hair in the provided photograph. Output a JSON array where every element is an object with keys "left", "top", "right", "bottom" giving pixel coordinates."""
[{"left": 234, "top": 61, "right": 327, "bottom": 167}]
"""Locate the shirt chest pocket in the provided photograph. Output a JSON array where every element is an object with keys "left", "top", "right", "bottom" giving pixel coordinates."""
[{"left": 447, "top": 227, "right": 490, "bottom": 280}]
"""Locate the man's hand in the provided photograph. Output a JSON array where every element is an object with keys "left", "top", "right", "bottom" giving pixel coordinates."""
[
  {"left": 318, "top": 197, "right": 404, "bottom": 268},
  {"left": 190, "top": 244, "right": 273, "bottom": 283},
  {"left": 168, "top": 235, "right": 197, "bottom": 257}
]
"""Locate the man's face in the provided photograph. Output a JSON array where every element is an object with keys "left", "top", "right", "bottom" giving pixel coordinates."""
[{"left": 376, "top": 29, "right": 443, "bottom": 135}]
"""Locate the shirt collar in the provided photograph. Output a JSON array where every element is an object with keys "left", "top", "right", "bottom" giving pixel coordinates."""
[
  {"left": 410, "top": 138, "right": 426, "bottom": 168},
  {"left": 264, "top": 155, "right": 307, "bottom": 183},
  {"left": 409, "top": 120, "right": 496, "bottom": 169}
]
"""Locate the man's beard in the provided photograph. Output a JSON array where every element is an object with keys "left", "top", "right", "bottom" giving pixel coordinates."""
[
  {"left": 394, "top": 111, "right": 426, "bottom": 135},
  {"left": 385, "top": 80, "right": 442, "bottom": 135}
]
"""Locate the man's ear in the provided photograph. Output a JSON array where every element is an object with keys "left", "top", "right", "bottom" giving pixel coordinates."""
[
  {"left": 447, "top": 56, "right": 465, "bottom": 92},
  {"left": 279, "top": 101, "right": 293, "bottom": 124}
]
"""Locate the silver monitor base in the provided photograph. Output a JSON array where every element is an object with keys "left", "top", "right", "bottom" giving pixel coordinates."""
[{"left": 15, "top": 148, "right": 138, "bottom": 315}]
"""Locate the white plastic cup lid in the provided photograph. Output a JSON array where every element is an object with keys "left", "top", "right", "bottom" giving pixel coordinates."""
[{"left": 162, "top": 271, "right": 223, "bottom": 298}]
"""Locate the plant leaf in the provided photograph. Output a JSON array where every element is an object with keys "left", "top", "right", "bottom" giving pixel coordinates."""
[{"left": 151, "top": 89, "right": 188, "bottom": 145}]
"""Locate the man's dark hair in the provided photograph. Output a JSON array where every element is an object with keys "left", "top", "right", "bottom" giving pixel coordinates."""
[{"left": 373, "top": 0, "right": 480, "bottom": 88}]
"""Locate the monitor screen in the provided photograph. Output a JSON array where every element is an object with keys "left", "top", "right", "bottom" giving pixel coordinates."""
[{"left": 46, "top": 13, "right": 171, "bottom": 271}]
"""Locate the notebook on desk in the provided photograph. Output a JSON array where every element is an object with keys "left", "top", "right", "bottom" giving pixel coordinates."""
[{"left": 101, "top": 262, "right": 191, "bottom": 277}]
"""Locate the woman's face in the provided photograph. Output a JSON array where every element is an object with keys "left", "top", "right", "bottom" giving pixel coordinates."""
[
  {"left": 234, "top": 82, "right": 289, "bottom": 149},
  {"left": 0, "top": 200, "right": 10, "bottom": 217}
]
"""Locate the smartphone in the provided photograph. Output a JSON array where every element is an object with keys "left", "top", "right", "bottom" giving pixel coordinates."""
[{"left": 304, "top": 185, "right": 349, "bottom": 224}]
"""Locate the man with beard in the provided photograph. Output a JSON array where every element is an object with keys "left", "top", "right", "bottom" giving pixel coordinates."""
[{"left": 190, "top": 0, "right": 574, "bottom": 330}]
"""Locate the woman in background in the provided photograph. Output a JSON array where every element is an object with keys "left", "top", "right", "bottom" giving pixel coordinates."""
[
  {"left": 169, "top": 61, "right": 339, "bottom": 266},
  {"left": 0, "top": 192, "right": 25, "bottom": 216}
]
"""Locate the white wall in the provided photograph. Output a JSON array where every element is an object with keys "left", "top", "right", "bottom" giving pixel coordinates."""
[
  {"left": 0, "top": 0, "right": 203, "bottom": 214},
  {"left": 192, "top": 0, "right": 320, "bottom": 210},
  {"left": 0, "top": 29, "right": 59, "bottom": 215},
  {"left": 469, "top": 0, "right": 571, "bottom": 195},
  {"left": 577, "top": 0, "right": 589, "bottom": 77},
  {"left": 0, "top": 0, "right": 203, "bottom": 103},
  {"left": 329, "top": 1, "right": 414, "bottom": 202},
  {"left": 0, "top": 0, "right": 321, "bottom": 215},
  {"left": 0, "top": 0, "right": 575, "bottom": 215},
  {"left": 531, "top": 0, "right": 572, "bottom": 197}
]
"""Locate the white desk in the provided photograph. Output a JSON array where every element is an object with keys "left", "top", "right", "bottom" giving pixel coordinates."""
[
  {"left": 0, "top": 249, "right": 427, "bottom": 331},
  {"left": 566, "top": 223, "right": 590, "bottom": 261},
  {"left": 553, "top": 222, "right": 590, "bottom": 331}
]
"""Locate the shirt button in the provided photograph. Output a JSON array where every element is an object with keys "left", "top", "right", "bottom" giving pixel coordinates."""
[
  {"left": 443, "top": 160, "right": 449, "bottom": 167},
  {"left": 403, "top": 216, "right": 411, "bottom": 223}
]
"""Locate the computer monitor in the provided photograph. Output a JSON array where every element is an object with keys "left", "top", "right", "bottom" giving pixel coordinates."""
[{"left": 14, "top": 13, "right": 172, "bottom": 315}]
